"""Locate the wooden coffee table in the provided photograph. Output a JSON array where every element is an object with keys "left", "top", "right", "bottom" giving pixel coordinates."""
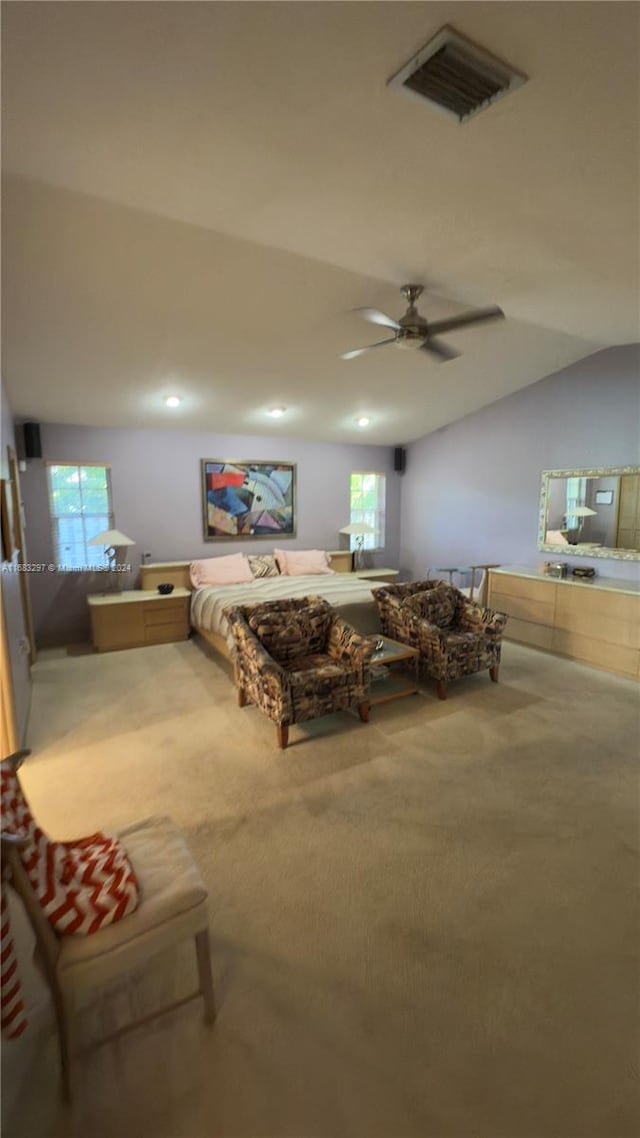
[{"left": 368, "top": 635, "right": 419, "bottom": 706}]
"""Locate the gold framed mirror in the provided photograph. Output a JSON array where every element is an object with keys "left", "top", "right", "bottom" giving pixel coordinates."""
[{"left": 538, "top": 466, "right": 640, "bottom": 561}]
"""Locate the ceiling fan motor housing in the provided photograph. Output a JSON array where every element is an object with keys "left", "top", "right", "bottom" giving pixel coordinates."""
[{"left": 397, "top": 309, "right": 428, "bottom": 348}]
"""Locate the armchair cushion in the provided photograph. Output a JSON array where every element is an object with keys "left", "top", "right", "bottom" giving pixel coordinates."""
[
  {"left": 247, "top": 598, "right": 332, "bottom": 664},
  {"left": 405, "top": 584, "right": 457, "bottom": 628},
  {"left": 286, "top": 654, "right": 350, "bottom": 696}
]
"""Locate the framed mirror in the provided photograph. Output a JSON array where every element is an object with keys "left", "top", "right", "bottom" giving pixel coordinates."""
[{"left": 538, "top": 466, "right": 640, "bottom": 561}]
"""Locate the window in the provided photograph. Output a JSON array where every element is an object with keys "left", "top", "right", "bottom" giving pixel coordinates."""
[
  {"left": 565, "top": 476, "right": 587, "bottom": 523},
  {"left": 349, "top": 471, "right": 386, "bottom": 551},
  {"left": 47, "top": 463, "right": 113, "bottom": 569}
]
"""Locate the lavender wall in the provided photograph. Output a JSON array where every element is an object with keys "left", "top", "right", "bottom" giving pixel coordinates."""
[
  {"left": 21, "top": 427, "right": 402, "bottom": 645},
  {"left": 17, "top": 342, "right": 640, "bottom": 649},
  {"left": 400, "top": 345, "right": 640, "bottom": 583},
  {"left": 1, "top": 380, "right": 32, "bottom": 742}
]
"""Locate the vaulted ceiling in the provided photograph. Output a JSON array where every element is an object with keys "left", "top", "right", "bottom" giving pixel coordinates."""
[{"left": 2, "top": 2, "right": 638, "bottom": 444}]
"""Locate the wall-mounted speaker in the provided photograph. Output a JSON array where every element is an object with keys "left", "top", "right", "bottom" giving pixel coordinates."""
[
  {"left": 23, "top": 421, "right": 42, "bottom": 459},
  {"left": 393, "top": 446, "right": 406, "bottom": 474}
]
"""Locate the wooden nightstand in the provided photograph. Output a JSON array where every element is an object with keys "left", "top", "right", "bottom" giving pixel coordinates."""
[
  {"left": 88, "top": 589, "right": 190, "bottom": 652},
  {"left": 327, "top": 554, "right": 399, "bottom": 582},
  {"left": 327, "top": 550, "right": 353, "bottom": 573}
]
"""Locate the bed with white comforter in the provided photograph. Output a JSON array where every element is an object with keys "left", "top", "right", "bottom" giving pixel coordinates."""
[{"left": 191, "top": 573, "right": 384, "bottom": 651}]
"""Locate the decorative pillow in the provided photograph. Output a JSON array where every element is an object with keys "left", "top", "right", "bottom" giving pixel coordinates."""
[
  {"left": 190, "top": 553, "right": 253, "bottom": 588},
  {"left": 405, "top": 584, "right": 457, "bottom": 628},
  {"left": 248, "top": 554, "right": 280, "bottom": 578},
  {"left": 275, "top": 549, "right": 334, "bottom": 576}
]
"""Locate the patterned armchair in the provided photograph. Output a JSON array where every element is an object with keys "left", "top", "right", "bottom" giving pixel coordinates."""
[
  {"left": 227, "top": 596, "right": 376, "bottom": 748},
  {"left": 374, "top": 580, "right": 508, "bottom": 700}
]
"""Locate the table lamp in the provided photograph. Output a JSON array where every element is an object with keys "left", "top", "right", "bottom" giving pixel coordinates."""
[
  {"left": 339, "top": 522, "right": 376, "bottom": 571},
  {"left": 563, "top": 505, "right": 597, "bottom": 544},
  {"left": 89, "top": 528, "right": 135, "bottom": 592}
]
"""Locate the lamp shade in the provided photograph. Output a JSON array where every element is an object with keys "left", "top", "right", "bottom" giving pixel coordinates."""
[
  {"left": 89, "top": 529, "right": 136, "bottom": 547},
  {"left": 566, "top": 506, "right": 597, "bottom": 518},
  {"left": 339, "top": 522, "right": 376, "bottom": 536}
]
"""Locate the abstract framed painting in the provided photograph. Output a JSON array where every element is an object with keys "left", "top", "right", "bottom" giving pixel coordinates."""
[{"left": 201, "top": 459, "right": 296, "bottom": 541}]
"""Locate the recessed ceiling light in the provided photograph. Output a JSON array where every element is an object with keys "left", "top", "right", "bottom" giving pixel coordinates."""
[
  {"left": 357, "top": 416, "right": 371, "bottom": 428},
  {"left": 268, "top": 406, "right": 286, "bottom": 418},
  {"left": 165, "top": 396, "right": 181, "bottom": 408}
]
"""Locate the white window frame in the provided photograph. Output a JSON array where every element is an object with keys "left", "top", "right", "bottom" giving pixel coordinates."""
[
  {"left": 46, "top": 462, "right": 114, "bottom": 569},
  {"left": 565, "top": 475, "right": 587, "bottom": 523},
  {"left": 349, "top": 471, "right": 386, "bottom": 551}
]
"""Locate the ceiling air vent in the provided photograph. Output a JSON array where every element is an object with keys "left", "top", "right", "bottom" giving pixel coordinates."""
[{"left": 387, "top": 25, "right": 527, "bottom": 123}]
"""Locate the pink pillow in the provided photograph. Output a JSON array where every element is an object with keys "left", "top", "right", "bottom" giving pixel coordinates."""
[
  {"left": 190, "top": 553, "right": 253, "bottom": 588},
  {"left": 273, "top": 548, "right": 290, "bottom": 575},
  {"left": 276, "top": 549, "right": 335, "bottom": 577}
]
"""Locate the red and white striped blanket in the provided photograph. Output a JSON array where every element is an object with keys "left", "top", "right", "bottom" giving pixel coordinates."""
[{"left": 1, "top": 765, "right": 140, "bottom": 1039}]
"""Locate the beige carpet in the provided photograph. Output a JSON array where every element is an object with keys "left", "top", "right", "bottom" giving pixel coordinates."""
[{"left": 2, "top": 636, "right": 639, "bottom": 1138}]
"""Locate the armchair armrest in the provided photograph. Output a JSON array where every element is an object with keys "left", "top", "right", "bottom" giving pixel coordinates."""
[
  {"left": 374, "top": 590, "right": 412, "bottom": 641},
  {"left": 457, "top": 601, "right": 509, "bottom": 637},
  {"left": 412, "top": 615, "right": 448, "bottom": 651},
  {"left": 374, "top": 588, "right": 401, "bottom": 617},
  {"left": 227, "top": 610, "right": 288, "bottom": 682},
  {"left": 326, "top": 618, "right": 377, "bottom": 665},
  {"left": 227, "top": 610, "right": 293, "bottom": 722},
  {"left": 236, "top": 625, "right": 286, "bottom": 680}
]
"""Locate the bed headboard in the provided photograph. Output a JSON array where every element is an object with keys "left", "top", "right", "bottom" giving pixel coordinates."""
[
  {"left": 140, "top": 561, "right": 193, "bottom": 591},
  {"left": 140, "top": 549, "right": 353, "bottom": 591}
]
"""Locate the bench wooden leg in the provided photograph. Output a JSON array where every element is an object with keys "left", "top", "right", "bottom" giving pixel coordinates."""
[
  {"left": 490, "top": 666, "right": 499, "bottom": 683},
  {"left": 436, "top": 680, "right": 447, "bottom": 701},
  {"left": 276, "top": 725, "right": 289, "bottom": 749},
  {"left": 237, "top": 687, "right": 247, "bottom": 707}
]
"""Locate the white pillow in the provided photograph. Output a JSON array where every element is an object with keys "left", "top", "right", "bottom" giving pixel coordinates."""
[
  {"left": 275, "top": 548, "right": 335, "bottom": 576},
  {"left": 190, "top": 553, "right": 253, "bottom": 588}
]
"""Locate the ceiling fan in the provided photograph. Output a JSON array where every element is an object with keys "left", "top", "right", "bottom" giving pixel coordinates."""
[{"left": 341, "top": 284, "right": 504, "bottom": 363}]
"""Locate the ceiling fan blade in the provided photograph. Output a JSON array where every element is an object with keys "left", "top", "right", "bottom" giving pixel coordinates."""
[
  {"left": 353, "top": 307, "right": 402, "bottom": 331},
  {"left": 427, "top": 305, "right": 504, "bottom": 337},
  {"left": 340, "top": 337, "right": 396, "bottom": 360},
  {"left": 420, "top": 337, "right": 461, "bottom": 362}
]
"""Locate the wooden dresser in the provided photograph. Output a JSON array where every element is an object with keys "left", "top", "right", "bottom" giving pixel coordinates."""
[{"left": 487, "top": 567, "right": 640, "bottom": 679}]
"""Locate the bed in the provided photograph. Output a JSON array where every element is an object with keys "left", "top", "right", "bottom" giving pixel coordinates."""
[{"left": 139, "top": 560, "right": 384, "bottom": 659}]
